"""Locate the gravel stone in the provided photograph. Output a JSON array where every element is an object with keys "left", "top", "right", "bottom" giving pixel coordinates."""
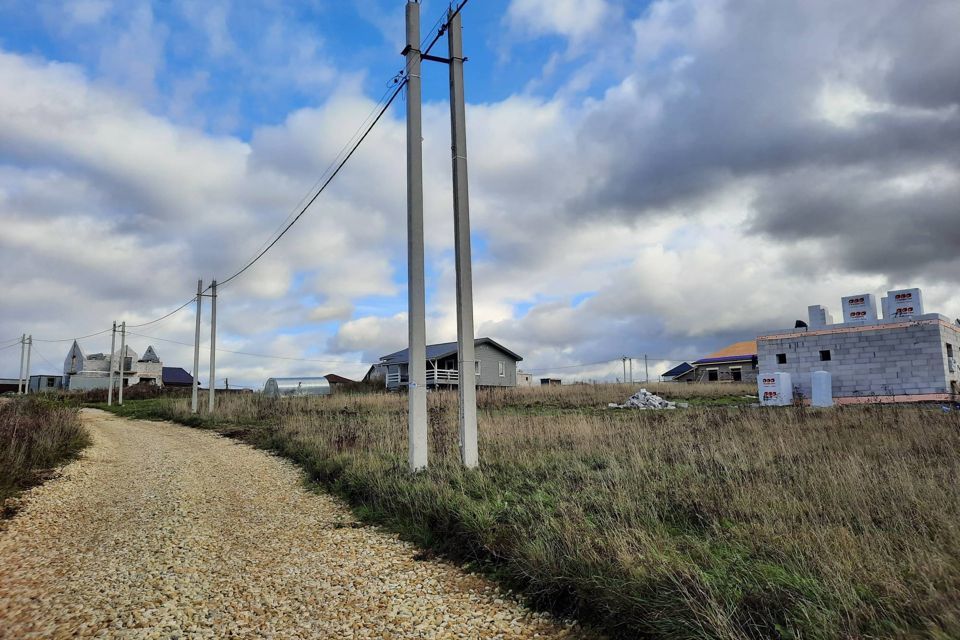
[{"left": 0, "top": 409, "right": 586, "bottom": 639}]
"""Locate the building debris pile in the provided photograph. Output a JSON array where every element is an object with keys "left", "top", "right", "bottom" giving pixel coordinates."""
[{"left": 609, "top": 389, "right": 685, "bottom": 410}]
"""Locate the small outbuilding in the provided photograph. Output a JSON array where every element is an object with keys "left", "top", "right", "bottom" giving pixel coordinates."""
[{"left": 263, "top": 377, "right": 331, "bottom": 398}]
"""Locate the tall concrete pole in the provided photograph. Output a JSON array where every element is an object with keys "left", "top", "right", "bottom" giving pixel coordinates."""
[
  {"left": 405, "top": 0, "right": 428, "bottom": 472},
  {"left": 645, "top": 354, "right": 649, "bottom": 383},
  {"left": 191, "top": 279, "right": 203, "bottom": 414},
  {"left": 629, "top": 358, "right": 633, "bottom": 384},
  {"left": 448, "top": 6, "right": 478, "bottom": 468},
  {"left": 23, "top": 336, "right": 32, "bottom": 394},
  {"left": 17, "top": 334, "right": 25, "bottom": 394},
  {"left": 118, "top": 323, "right": 126, "bottom": 405},
  {"left": 107, "top": 321, "right": 117, "bottom": 406},
  {"left": 622, "top": 357, "right": 627, "bottom": 383},
  {"left": 208, "top": 280, "right": 217, "bottom": 414}
]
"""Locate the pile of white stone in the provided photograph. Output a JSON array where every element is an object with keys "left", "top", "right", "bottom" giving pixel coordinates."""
[{"left": 608, "top": 388, "right": 683, "bottom": 410}]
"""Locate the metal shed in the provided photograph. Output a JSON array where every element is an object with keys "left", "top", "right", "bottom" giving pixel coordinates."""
[{"left": 263, "top": 377, "right": 331, "bottom": 398}]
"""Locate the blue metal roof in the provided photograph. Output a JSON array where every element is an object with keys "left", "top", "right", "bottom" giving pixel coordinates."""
[
  {"left": 661, "top": 362, "right": 694, "bottom": 378},
  {"left": 162, "top": 367, "right": 194, "bottom": 385}
]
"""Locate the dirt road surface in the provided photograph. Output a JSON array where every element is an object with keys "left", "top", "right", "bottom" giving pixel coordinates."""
[{"left": 0, "top": 409, "right": 580, "bottom": 639}]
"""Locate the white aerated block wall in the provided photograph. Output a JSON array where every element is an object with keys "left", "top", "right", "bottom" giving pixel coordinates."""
[
  {"left": 841, "top": 293, "right": 878, "bottom": 325},
  {"left": 807, "top": 305, "right": 833, "bottom": 328}
]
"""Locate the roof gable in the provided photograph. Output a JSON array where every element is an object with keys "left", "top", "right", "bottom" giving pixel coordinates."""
[{"left": 379, "top": 337, "right": 523, "bottom": 364}]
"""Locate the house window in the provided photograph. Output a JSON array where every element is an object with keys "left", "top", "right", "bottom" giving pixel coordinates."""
[
  {"left": 46, "top": 378, "right": 55, "bottom": 387},
  {"left": 707, "top": 368, "right": 719, "bottom": 382},
  {"left": 475, "top": 361, "right": 481, "bottom": 376},
  {"left": 498, "top": 361, "right": 505, "bottom": 377},
  {"left": 730, "top": 367, "right": 742, "bottom": 382},
  {"left": 776, "top": 353, "right": 787, "bottom": 364},
  {"left": 819, "top": 350, "right": 831, "bottom": 361},
  {"left": 948, "top": 343, "right": 954, "bottom": 358}
]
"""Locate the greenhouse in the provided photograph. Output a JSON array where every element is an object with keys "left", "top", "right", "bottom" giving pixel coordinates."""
[{"left": 263, "top": 377, "right": 331, "bottom": 398}]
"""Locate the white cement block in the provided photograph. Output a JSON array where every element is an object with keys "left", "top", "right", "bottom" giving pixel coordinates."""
[
  {"left": 759, "top": 372, "right": 793, "bottom": 406},
  {"left": 885, "top": 288, "right": 924, "bottom": 319},
  {"left": 841, "top": 293, "right": 878, "bottom": 325},
  {"left": 811, "top": 371, "right": 833, "bottom": 407}
]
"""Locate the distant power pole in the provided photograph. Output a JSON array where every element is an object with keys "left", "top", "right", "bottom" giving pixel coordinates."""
[
  {"left": 622, "top": 356, "right": 627, "bottom": 383},
  {"left": 645, "top": 354, "right": 649, "bottom": 382},
  {"left": 208, "top": 280, "right": 217, "bottom": 414},
  {"left": 118, "top": 322, "right": 126, "bottom": 405},
  {"left": 404, "top": 0, "right": 428, "bottom": 472},
  {"left": 191, "top": 279, "right": 203, "bottom": 414},
  {"left": 108, "top": 321, "right": 117, "bottom": 406},
  {"left": 23, "top": 335, "right": 32, "bottom": 394},
  {"left": 448, "top": 5, "right": 478, "bottom": 469},
  {"left": 17, "top": 334, "right": 26, "bottom": 394},
  {"left": 629, "top": 358, "right": 633, "bottom": 384}
]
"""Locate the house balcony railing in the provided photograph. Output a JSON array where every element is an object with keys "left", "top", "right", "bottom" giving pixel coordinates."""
[
  {"left": 386, "top": 369, "right": 459, "bottom": 388},
  {"left": 426, "top": 369, "right": 459, "bottom": 385}
]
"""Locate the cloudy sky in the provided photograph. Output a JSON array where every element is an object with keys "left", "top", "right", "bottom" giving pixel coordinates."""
[{"left": 1, "top": 0, "right": 958, "bottom": 388}]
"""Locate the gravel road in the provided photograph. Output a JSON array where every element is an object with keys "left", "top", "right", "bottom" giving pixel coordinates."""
[{"left": 0, "top": 409, "right": 582, "bottom": 639}]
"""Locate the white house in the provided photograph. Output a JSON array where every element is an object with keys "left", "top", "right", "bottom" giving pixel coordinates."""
[{"left": 64, "top": 340, "right": 164, "bottom": 391}]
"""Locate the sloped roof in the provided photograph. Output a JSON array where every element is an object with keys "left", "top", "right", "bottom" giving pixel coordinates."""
[
  {"left": 380, "top": 337, "right": 523, "bottom": 365},
  {"left": 162, "top": 367, "right": 193, "bottom": 385},
  {"left": 694, "top": 340, "right": 757, "bottom": 365},
  {"left": 324, "top": 374, "right": 354, "bottom": 384},
  {"left": 661, "top": 362, "right": 694, "bottom": 378}
]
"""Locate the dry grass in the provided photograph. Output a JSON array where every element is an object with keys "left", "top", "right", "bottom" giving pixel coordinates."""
[
  {"left": 0, "top": 396, "right": 90, "bottom": 511},
  {"left": 104, "top": 384, "right": 960, "bottom": 638}
]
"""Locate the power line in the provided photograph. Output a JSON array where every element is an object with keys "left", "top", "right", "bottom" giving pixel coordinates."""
[
  {"left": 215, "top": 79, "right": 406, "bottom": 291},
  {"left": 12, "top": 6, "right": 467, "bottom": 351},
  {"left": 126, "top": 331, "right": 372, "bottom": 366},
  {"left": 33, "top": 327, "right": 113, "bottom": 343},
  {"left": 29, "top": 344, "right": 59, "bottom": 372}
]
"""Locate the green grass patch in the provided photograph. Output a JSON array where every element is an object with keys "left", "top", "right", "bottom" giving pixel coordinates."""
[{"left": 0, "top": 396, "right": 90, "bottom": 511}]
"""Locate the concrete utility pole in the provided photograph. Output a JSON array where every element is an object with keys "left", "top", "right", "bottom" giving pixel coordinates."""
[
  {"left": 208, "top": 280, "right": 217, "bottom": 414},
  {"left": 23, "top": 335, "right": 32, "bottom": 394},
  {"left": 191, "top": 280, "right": 203, "bottom": 414},
  {"left": 629, "top": 358, "right": 633, "bottom": 384},
  {"left": 645, "top": 354, "right": 649, "bottom": 382},
  {"left": 622, "top": 356, "right": 627, "bottom": 383},
  {"left": 448, "top": 5, "right": 478, "bottom": 469},
  {"left": 404, "top": 0, "right": 428, "bottom": 472},
  {"left": 17, "top": 334, "right": 26, "bottom": 394},
  {"left": 107, "top": 321, "right": 117, "bottom": 406},
  {"left": 118, "top": 323, "right": 126, "bottom": 405}
]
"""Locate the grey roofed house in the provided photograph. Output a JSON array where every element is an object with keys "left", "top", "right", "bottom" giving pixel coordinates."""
[{"left": 375, "top": 337, "right": 523, "bottom": 390}]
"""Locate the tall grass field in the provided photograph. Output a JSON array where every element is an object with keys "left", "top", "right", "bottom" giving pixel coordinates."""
[
  {"left": 0, "top": 396, "right": 89, "bottom": 511},
  {"left": 103, "top": 384, "right": 960, "bottom": 639}
]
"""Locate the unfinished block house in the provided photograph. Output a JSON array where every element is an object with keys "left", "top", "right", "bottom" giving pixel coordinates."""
[
  {"left": 63, "top": 341, "right": 164, "bottom": 391},
  {"left": 757, "top": 288, "right": 960, "bottom": 403}
]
